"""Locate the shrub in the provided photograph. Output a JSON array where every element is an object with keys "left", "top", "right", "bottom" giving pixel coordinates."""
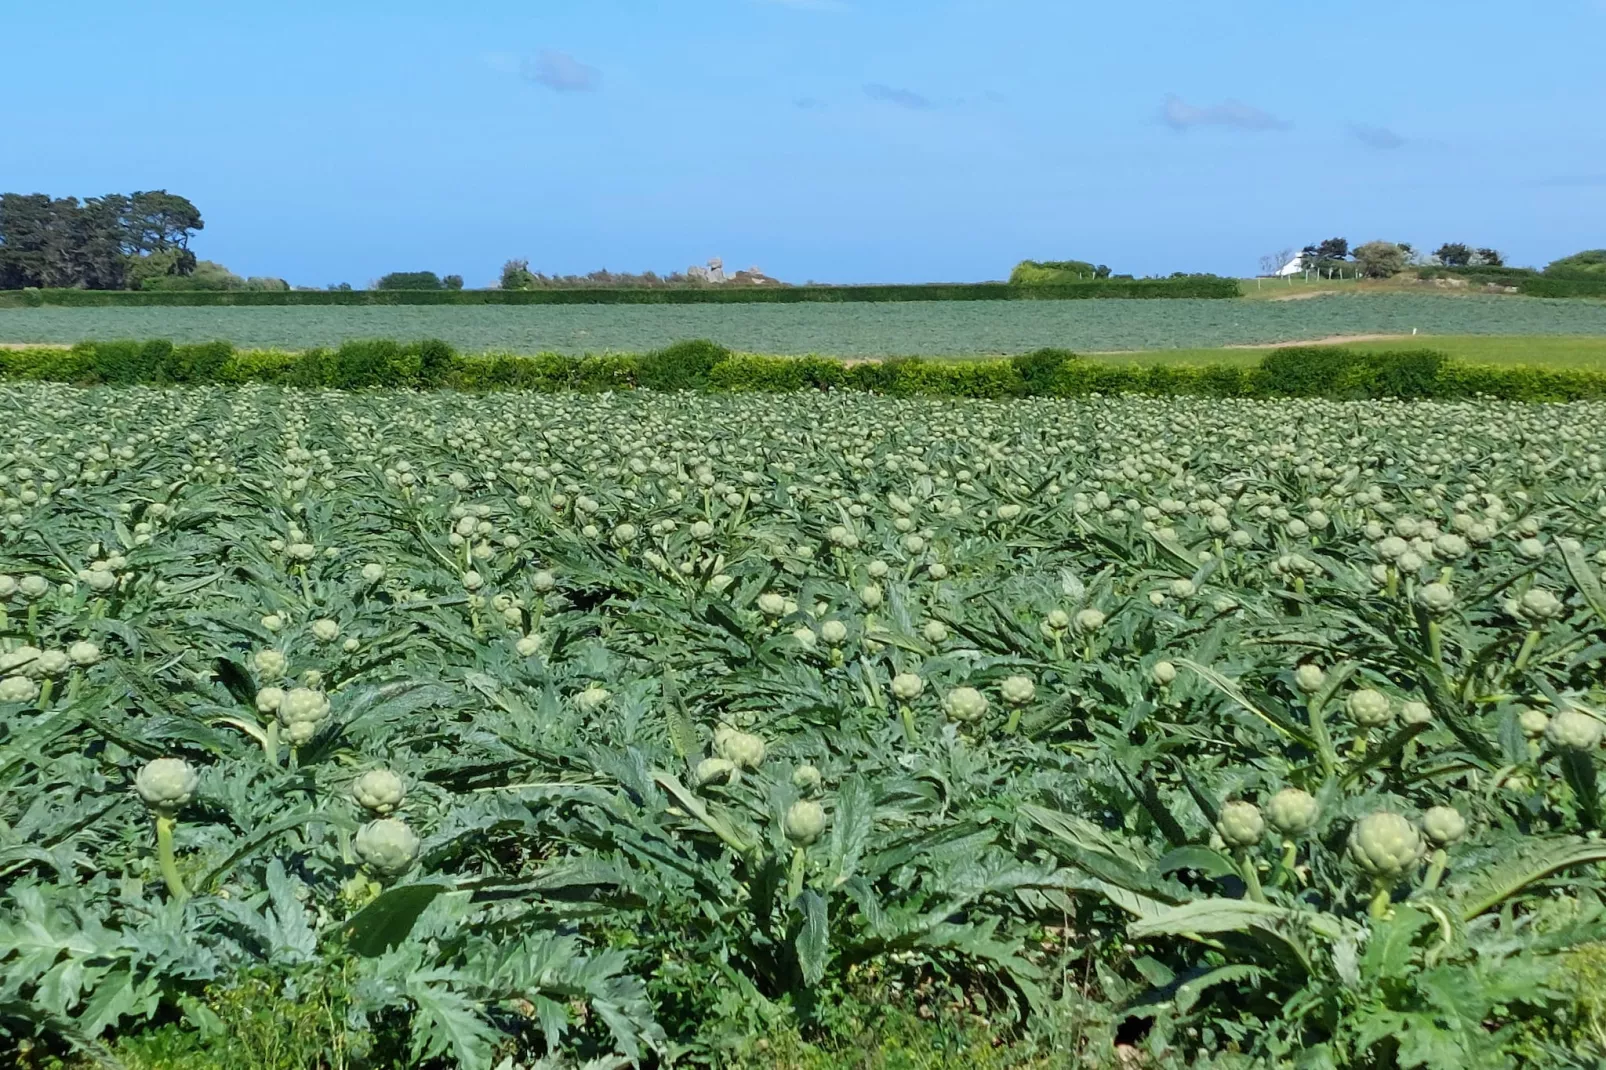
[
  {"left": 1010, "top": 348, "right": 1076, "bottom": 395},
  {"left": 1362, "top": 349, "right": 1447, "bottom": 398},
  {"left": 1517, "top": 277, "right": 1606, "bottom": 299},
  {"left": 1257, "top": 347, "right": 1361, "bottom": 397},
  {"left": 375, "top": 272, "right": 443, "bottom": 291},
  {"left": 635, "top": 339, "right": 732, "bottom": 391},
  {"left": 1545, "top": 250, "right": 1606, "bottom": 277},
  {"left": 1353, "top": 241, "right": 1411, "bottom": 279}
]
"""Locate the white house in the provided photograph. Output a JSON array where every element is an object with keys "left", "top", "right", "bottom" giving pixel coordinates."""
[{"left": 1276, "top": 255, "right": 1306, "bottom": 277}]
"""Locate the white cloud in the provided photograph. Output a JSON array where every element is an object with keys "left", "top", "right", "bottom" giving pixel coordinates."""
[
  {"left": 1162, "top": 94, "right": 1290, "bottom": 132},
  {"left": 520, "top": 50, "right": 602, "bottom": 93}
]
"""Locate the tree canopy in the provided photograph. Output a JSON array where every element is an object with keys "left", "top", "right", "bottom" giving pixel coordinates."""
[{"left": 0, "top": 190, "right": 204, "bottom": 290}]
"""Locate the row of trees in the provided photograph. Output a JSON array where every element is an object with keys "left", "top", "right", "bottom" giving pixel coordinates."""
[
  {"left": 0, "top": 191, "right": 206, "bottom": 291},
  {"left": 1260, "top": 238, "right": 1508, "bottom": 279}
]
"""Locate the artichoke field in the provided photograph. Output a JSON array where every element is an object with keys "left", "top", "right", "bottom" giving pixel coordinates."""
[{"left": 3, "top": 383, "right": 1606, "bottom": 1067}]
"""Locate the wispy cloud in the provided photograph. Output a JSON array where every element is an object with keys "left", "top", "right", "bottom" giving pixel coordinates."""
[
  {"left": 864, "top": 83, "right": 936, "bottom": 110},
  {"left": 1161, "top": 94, "right": 1290, "bottom": 132},
  {"left": 757, "top": 0, "right": 849, "bottom": 9},
  {"left": 1350, "top": 123, "right": 1406, "bottom": 150},
  {"left": 520, "top": 50, "right": 602, "bottom": 93},
  {"left": 793, "top": 96, "right": 827, "bottom": 110}
]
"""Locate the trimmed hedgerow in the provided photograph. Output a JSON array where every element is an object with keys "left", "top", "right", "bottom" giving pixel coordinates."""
[{"left": 1, "top": 339, "right": 1603, "bottom": 402}]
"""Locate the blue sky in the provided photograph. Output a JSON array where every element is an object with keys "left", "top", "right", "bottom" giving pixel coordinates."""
[{"left": 5, "top": 0, "right": 1603, "bottom": 285}]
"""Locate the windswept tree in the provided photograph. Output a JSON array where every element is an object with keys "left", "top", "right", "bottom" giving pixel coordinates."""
[{"left": 0, "top": 189, "right": 204, "bottom": 290}]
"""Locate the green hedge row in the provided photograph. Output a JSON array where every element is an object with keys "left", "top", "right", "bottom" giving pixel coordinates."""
[
  {"left": 0, "top": 276, "right": 1240, "bottom": 307},
  {"left": 1516, "top": 277, "right": 1606, "bottom": 299},
  {"left": 2, "top": 339, "right": 1604, "bottom": 402}
]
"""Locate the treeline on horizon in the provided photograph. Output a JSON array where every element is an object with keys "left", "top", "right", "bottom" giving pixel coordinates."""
[{"left": 4, "top": 188, "right": 1605, "bottom": 299}]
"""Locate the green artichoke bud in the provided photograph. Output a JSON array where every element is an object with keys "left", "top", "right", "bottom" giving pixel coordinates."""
[
  {"left": 255, "top": 686, "right": 286, "bottom": 715},
  {"left": 715, "top": 729, "right": 766, "bottom": 770},
  {"left": 1217, "top": 801, "right": 1265, "bottom": 848},
  {"left": 792, "top": 764, "right": 823, "bottom": 795},
  {"left": 1151, "top": 660, "right": 1177, "bottom": 686},
  {"left": 1517, "top": 707, "right": 1550, "bottom": 738},
  {"left": 1294, "top": 664, "right": 1326, "bottom": 694},
  {"left": 573, "top": 686, "right": 610, "bottom": 713},
  {"left": 67, "top": 640, "right": 102, "bottom": 666},
  {"left": 942, "top": 686, "right": 989, "bottom": 723},
  {"left": 1073, "top": 608, "right": 1106, "bottom": 633},
  {"left": 784, "top": 799, "right": 827, "bottom": 846},
  {"left": 890, "top": 672, "right": 925, "bottom": 701},
  {"left": 353, "top": 769, "right": 406, "bottom": 816},
  {"left": 1415, "top": 582, "right": 1455, "bottom": 616},
  {"left": 532, "top": 569, "right": 556, "bottom": 593},
  {"left": 1265, "top": 788, "right": 1320, "bottom": 837},
  {"left": 757, "top": 592, "right": 787, "bottom": 617},
  {"left": 1546, "top": 710, "right": 1603, "bottom": 751},
  {"left": 1517, "top": 588, "right": 1564, "bottom": 623},
  {"left": 311, "top": 618, "right": 340, "bottom": 642},
  {"left": 1346, "top": 812, "right": 1423, "bottom": 879},
  {"left": 0, "top": 646, "right": 42, "bottom": 677},
  {"left": 361, "top": 562, "right": 386, "bottom": 583},
  {"left": 859, "top": 584, "right": 883, "bottom": 609},
  {"left": 1044, "top": 609, "right": 1071, "bottom": 632},
  {"left": 999, "top": 675, "right": 1036, "bottom": 706},
  {"left": 1346, "top": 689, "right": 1394, "bottom": 728},
  {"left": 695, "top": 756, "right": 739, "bottom": 787},
  {"left": 276, "top": 688, "right": 331, "bottom": 745},
  {"left": 354, "top": 818, "right": 420, "bottom": 878},
  {"left": 1400, "top": 701, "right": 1433, "bottom": 726},
  {"left": 253, "top": 649, "right": 289, "bottom": 678},
  {"left": 0, "top": 675, "right": 38, "bottom": 703},
  {"left": 1420, "top": 806, "right": 1467, "bottom": 847},
  {"left": 136, "top": 758, "right": 200, "bottom": 816},
  {"left": 18, "top": 574, "right": 51, "bottom": 599},
  {"left": 821, "top": 620, "right": 849, "bottom": 645},
  {"left": 922, "top": 620, "right": 949, "bottom": 644}
]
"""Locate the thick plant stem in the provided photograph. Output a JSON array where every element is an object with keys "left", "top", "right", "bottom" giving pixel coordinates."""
[
  {"left": 1428, "top": 620, "right": 1444, "bottom": 671},
  {"left": 1514, "top": 629, "right": 1541, "bottom": 671},
  {"left": 1234, "top": 847, "right": 1266, "bottom": 903},
  {"left": 787, "top": 846, "right": 806, "bottom": 902},
  {"left": 156, "top": 815, "right": 187, "bottom": 902},
  {"left": 900, "top": 704, "right": 918, "bottom": 745},
  {"left": 263, "top": 719, "right": 280, "bottom": 766},
  {"left": 1420, "top": 848, "right": 1448, "bottom": 894},
  {"left": 1368, "top": 879, "right": 1394, "bottom": 919},
  {"left": 1003, "top": 708, "right": 1022, "bottom": 734},
  {"left": 1306, "top": 697, "right": 1338, "bottom": 780},
  {"left": 1279, "top": 838, "right": 1298, "bottom": 876}
]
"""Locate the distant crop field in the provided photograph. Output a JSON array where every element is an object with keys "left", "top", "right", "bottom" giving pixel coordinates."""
[{"left": 1, "top": 293, "right": 1604, "bottom": 356}]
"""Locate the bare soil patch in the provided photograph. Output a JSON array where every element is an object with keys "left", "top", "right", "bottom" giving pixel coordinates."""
[{"left": 1223, "top": 333, "right": 1414, "bottom": 350}]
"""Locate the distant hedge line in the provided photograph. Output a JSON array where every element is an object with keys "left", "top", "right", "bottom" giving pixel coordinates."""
[
  {"left": 1516, "top": 277, "right": 1606, "bottom": 299},
  {"left": 0, "top": 277, "right": 1240, "bottom": 307},
  {"left": 0, "top": 339, "right": 1603, "bottom": 402}
]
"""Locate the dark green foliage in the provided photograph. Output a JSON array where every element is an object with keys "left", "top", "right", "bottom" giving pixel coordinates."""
[
  {"left": 0, "top": 275, "right": 1242, "bottom": 306},
  {"left": 1366, "top": 348, "right": 1447, "bottom": 398},
  {"left": 635, "top": 339, "right": 733, "bottom": 391},
  {"left": 1545, "top": 249, "right": 1606, "bottom": 277},
  {"left": 375, "top": 271, "right": 443, "bottom": 291},
  {"left": 1010, "top": 348, "right": 1076, "bottom": 395},
  {"left": 4, "top": 339, "right": 1604, "bottom": 402},
  {"left": 1256, "top": 346, "right": 1360, "bottom": 396},
  {"left": 1518, "top": 276, "right": 1606, "bottom": 298}
]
